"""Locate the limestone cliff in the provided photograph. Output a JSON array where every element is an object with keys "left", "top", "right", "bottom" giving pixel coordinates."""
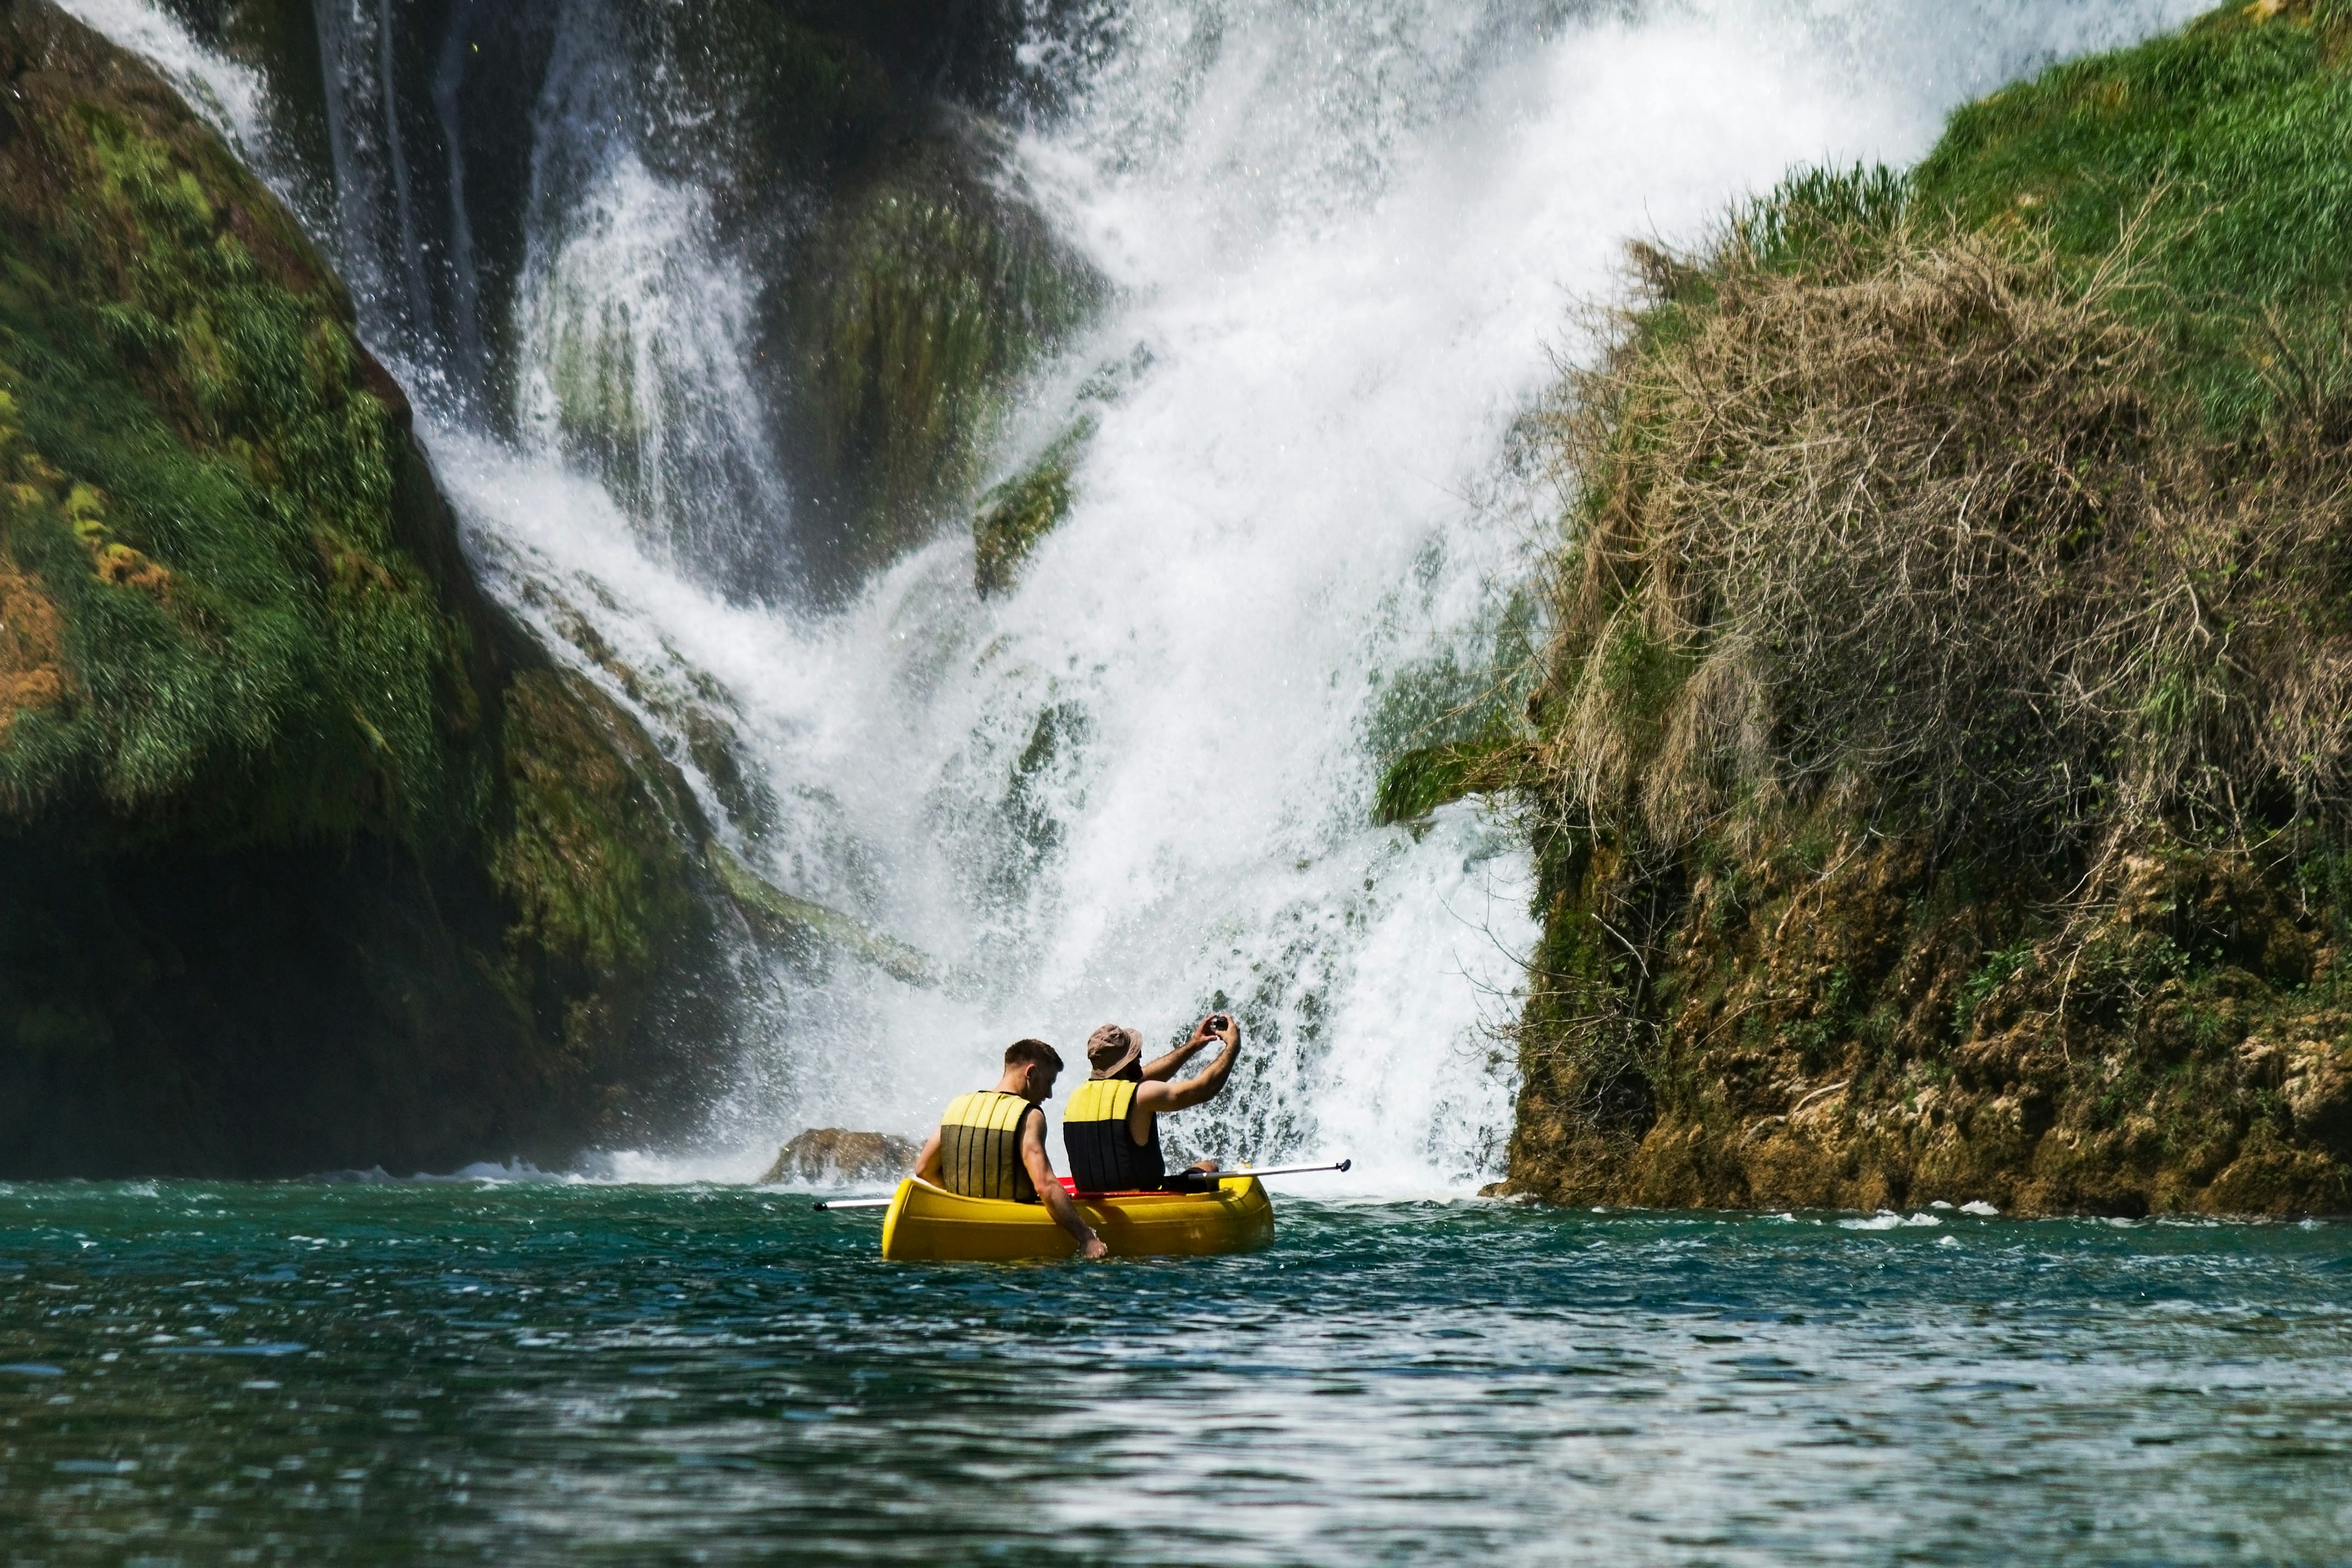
[
  {"left": 160, "top": 0, "right": 1101, "bottom": 600},
  {"left": 0, "top": 0, "right": 736, "bottom": 1176},
  {"left": 1477, "top": 0, "right": 2352, "bottom": 1215}
]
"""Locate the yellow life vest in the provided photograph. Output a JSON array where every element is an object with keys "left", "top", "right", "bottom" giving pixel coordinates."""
[
  {"left": 936, "top": 1090, "right": 1038, "bottom": 1202},
  {"left": 1063, "top": 1077, "right": 1167, "bottom": 1193}
]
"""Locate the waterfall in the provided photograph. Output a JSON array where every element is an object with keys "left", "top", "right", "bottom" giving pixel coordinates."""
[
  {"left": 508, "top": 2, "right": 797, "bottom": 586},
  {"left": 58, "top": 0, "right": 2206, "bottom": 1189}
]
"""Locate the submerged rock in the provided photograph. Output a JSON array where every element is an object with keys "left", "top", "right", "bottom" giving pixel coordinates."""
[{"left": 0, "top": 0, "right": 737, "bottom": 1177}]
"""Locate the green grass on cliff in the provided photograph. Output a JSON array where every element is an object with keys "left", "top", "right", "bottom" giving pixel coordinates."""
[
  {"left": 0, "top": 56, "right": 475, "bottom": 845},
  {"left": 1915, "top": 0, "right": 2352, "bottom": 430},
  {"left": 1405, "top": 0, "right": 2352, "bottom": 846},
  {"left": 1536, "top": 0, "right": 2352, "bottom": 859}
]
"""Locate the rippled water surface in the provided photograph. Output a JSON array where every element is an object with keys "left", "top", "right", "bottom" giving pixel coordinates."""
[{"left": 2, "top": 1184, "right": 2348, "bottom": 1564}]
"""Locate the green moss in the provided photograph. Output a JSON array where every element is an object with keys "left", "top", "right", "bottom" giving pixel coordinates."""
[
  {"left": 1373, "top": 726, "right": 1518, "bottom": 826},
  {"left": 658, "top": 1, "right": 891, "bottom": 194},
  {"left": 1002, "top": 699, "right": 1087, "bottom": 873},
  {"left": 493, "top": 669, "right": 693, "bottom": 974},
  {"left": 0, "top": 61, "right": 472, "bottom": 847},
  {"left": 1365, "top": 583, "right": 1542, "bottom": 824},
  {"left": 971, "top": 417, "right": 1087, "bottom": 597},
  {"left": 707, "top": 842, "right": 932, "bottom": 985},
  {"left": 1954, "top": 939, "right": 2034, "bottom": 1039}
]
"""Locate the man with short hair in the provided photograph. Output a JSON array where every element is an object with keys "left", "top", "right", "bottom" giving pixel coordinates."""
[
  {"left": 913, "top": 1038, "right": 1107, "bottom": 1260},
  {"left": 1063, "top": 1014, "right": 1242, "bottom": 1193}
]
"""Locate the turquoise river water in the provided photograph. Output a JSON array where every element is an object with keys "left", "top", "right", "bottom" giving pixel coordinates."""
[{"left": 1, "top": 1182, "right": 2348, "bottom": 1564}]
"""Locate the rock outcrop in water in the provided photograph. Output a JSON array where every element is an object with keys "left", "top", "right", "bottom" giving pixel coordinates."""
[
  {"left": 758, "top": 1128, "right": 919, "bottom": 1185},
  {"left": 0, "top": 0, "right": 737, "bottom": 1177},
  {"left": 1476, "top": 1, "right": 2352, "bottom": 1216}
]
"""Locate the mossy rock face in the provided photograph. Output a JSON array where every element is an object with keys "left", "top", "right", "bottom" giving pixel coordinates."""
[
  {"left": 1500, "top": 0, "right": 2352, "bottom": 1216},
  {"left": 0, "top": 0, "right": 734, "bottom": 1177},
  {"left": 665, "top": 0, "right": 1034, "bottom": 123},
  {"left": 151, "top": 0, "right": 331, "bottom": 178},
  {"left": 1501, "top": 828, "right": 2352, "bottom": 1218},
  {"left": 0, "top": 0, "right": 453, "bottom": 843},
  {"left": 622, "top": 7, "right": 1107, "bottom": 600},
  {"left": 652, "top": 0, "right": 894, "bottom": 207},
  {"left": 971, "top": 417, "right": 1085, "bottom": 597},
  {"left": 780, "top": 113, "right": 1104, "bottom": 590},
  {"left": 153, "top": 0, "right": 559, "bottom": 423}
]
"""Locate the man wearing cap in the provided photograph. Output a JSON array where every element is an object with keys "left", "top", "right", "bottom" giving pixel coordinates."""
[{"left": 1061, "top": 1014, "right": 1242, "bottom": 1193}]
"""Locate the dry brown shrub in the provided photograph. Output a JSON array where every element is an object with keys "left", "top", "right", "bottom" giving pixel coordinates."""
[{"left": 1532, "top": 214, "right": 2352, "bottom": 869}]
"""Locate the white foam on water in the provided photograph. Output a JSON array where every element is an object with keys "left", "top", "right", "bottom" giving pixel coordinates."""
[{"left": 1841, "top": 1211, "right": 1945, "bottom": 1231}]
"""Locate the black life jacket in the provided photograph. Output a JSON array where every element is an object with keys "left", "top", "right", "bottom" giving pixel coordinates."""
[
  {"left": 936, "top": 1090, "right": 1039, "bottom": 1202},
  {"left": 1062, "top": 1077, "right": 1166, "bottom": 1193}
]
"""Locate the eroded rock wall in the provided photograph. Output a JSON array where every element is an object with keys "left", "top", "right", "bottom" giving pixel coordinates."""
[{"left": 1504, "top": 831, "right": 2352, "bottom": 1216}]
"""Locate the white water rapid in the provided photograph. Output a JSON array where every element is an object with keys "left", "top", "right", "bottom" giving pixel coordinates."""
[{"left": 64, "top": 0, "right": 2205, "bottom": 1191}]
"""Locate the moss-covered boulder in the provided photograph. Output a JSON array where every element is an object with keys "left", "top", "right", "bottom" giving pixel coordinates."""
[
  {"left": 1498, "top": 0, "right": 2352, "bottom": 1216},
  {"left": 779, "top": 112, "right": 1102, "bottom": 588},
  {"left": 650, "top": 5, "right": 1108, "bottom": 590},
  {"left": 0, "top": 0, "right": 734, "bottom": 1177}
]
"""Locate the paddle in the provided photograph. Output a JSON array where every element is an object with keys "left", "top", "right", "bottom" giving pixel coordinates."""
[
  {"left": 812, "top": 1158, "right": 1351, "bottom": 1210},
  {"left": 1172, "top": 1159, "right": 1353, "bottom": 1185}
]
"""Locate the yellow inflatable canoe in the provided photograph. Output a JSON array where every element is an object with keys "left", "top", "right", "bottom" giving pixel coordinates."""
[{"left": 879, "top": 1174, "right": 1274, "bottom": 1262}]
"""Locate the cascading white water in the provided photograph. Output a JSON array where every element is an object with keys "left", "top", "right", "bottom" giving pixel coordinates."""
[
  {"left": 62, "top": 0, "right": 2207, "bottom": 1191},
  {"left": 50, "top": 0, "right": 272, "bottom": 154},
  {"left": 509, "top": 2, "right": 796, "bottom": 576}
]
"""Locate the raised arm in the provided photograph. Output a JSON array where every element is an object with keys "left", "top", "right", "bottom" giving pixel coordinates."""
[
  {"left": 1138, "top": 1026, "right": 1213, "bottom": 1082},
  {"left": 1020, "top": 1107, "right": 1108, "bottom": 1261},
  {"left": 1135, "top": 1014, "right": 1242, "bottom": 1114}
]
